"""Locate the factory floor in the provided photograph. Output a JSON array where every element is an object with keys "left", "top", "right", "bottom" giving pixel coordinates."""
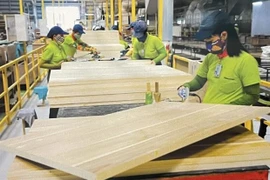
[{"left": 0, "top": 54, "right": 270, "bottom": 179}]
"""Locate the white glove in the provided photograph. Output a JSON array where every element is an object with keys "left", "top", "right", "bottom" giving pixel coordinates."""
[{"left": 177, "top": 86, "right": 190, "bottom": 102}]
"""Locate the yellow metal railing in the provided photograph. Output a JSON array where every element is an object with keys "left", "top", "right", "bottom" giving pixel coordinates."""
[{"left": 0, "top": 45, "right": 47, "bottom": 132}]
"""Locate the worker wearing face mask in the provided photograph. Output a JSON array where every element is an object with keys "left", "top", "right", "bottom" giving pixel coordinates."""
[
  {"left": 62, "top": 24, "right": 98, "bottom": 58},
  {"left": 40, "top": 26, "right": 68, "bottom": 82},
  {"left": 177, "top": 11, "right": 260, "bottom": 105},
  {"left": 131, "top": 20, "right": 167, "bottom": 65}
]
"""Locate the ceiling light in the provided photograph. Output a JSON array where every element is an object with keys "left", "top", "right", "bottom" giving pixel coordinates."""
[{"left": 252, "top": 1, "right": 263, "bottom": 6}]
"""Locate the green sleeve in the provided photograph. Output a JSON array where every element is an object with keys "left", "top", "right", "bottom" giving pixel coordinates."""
[
  {"left": 230, "top": 84, "right": 260, "bottom": 105},
  {"left": 183, "top": 75, "right": 207, "bottom": 91},
  {"left": 239, "top": 54, "right": 261, "bottom": 86},
  {"left": 132, "top": 41, "right": 140, "bottom": 60},
  {"left": 197, "top": 54, "right": 211, "bottom": 78},
  {"left": 77, "top": 39, "right": 88, "bottom": 46},
  {"left": 153, "top": 47, "right": 167, "bottom": 64},
  {"left": 40, "top": 47, "right": 61, "bottom": 69},
  {"left": 40, "top": 62, "right": 62, "bottom": 69},
  {"left": 64, "top": 36, "right": 74, "bottom": 45},
  {"left": 41, "top": 47, "right": 53, "bottom": 63}
]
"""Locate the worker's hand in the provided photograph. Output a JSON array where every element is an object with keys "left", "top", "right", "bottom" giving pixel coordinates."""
[
  {"left": 177, "top": 85, "right": 189, "bottom": 102},
  {"left": 66, "top": 56, "right": 73, "bottom": 62},
  {"left": 57, "top": 61, "right": 64, "bottom": 67},
  {"left": 151, "top": 60, "right": 156, "bottom": 65}
]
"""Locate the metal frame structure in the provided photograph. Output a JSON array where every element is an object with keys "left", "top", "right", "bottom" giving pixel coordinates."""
[{"left": 0, "top": 45, "right": 47, "bottom": 132}]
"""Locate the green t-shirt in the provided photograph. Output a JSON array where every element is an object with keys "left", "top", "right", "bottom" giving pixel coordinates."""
[
  {"left": 197, "top": 51, "right": 260, "bottom": 104},
  {"left": 132, "top": 34, "right": 166, "bottom": 63},
  {"left": 41, "top": 41, "right": 66, "bottom": 65},
  {"left": 62, "top": 34, "right": 84, "bottom": 57}
]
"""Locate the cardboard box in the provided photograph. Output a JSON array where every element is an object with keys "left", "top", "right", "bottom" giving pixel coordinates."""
[{"left": 18, "top": 58, "right": 39, "bottom": 86}]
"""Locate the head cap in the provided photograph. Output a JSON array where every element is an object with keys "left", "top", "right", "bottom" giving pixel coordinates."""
[
  {"left": 132, "top": 20, "right": 147, "bottom": 38},
  {"left": 73, "top": 24, "right": 85, "bottom": 34},
  {"left": 47, "top": 26, "right": 68, "bottom": 38},
  {"left": 195, "top": 10, "right": 231, "bottom": 41}
]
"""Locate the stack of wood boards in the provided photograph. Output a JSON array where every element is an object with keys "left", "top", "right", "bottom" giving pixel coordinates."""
[
  {"left": 0, "top": 102, "right": 269, "bottom": 179},
  {"left": 7, "top": 125, "right": 270, "bottom": 179},
  {"left": 82, "top": 30, "right": 120, "bottom": 44},
  {"left": 74, "top": 30, "right": 123, "bottom": 60},
  {"left": 74, "top": 44, "right": 124, "bottom": 60},
  {"left": 48, "top": 61, "right": 193, "bottom": 108}
]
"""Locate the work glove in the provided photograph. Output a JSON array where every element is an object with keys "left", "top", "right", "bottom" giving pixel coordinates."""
[{"left": 177, "top": 85, "right": 190, "bottom": 102}]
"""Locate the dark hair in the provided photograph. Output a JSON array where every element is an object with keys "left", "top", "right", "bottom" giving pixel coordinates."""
[
  {"left": 213, "top": 23, "right": 247, "bottom": 57},
  {"left": 144, "top": 28, "right": 148, "bottom": 35}
]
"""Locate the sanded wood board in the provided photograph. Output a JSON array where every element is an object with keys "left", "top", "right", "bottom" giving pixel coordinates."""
[
  {"left": 49, "top": 76, "right": 190, "bottom": 87},
  {"left": 49, "top": 66, "right": 188, "bottom": 83},
  {"left": 0, "top": 102, "right": 269, "bottom": 179},
  {"left": 74, "top": 51, "right": 121, "bottom": 59},
  {"left": 48, "top": 77, "right": 193, "bottom": 108},
  {"left": 8, "top": 126, "right": 270, "bottom": 179},
  {"left": 48, "top": 80, "right": 188, "bottom": 98},
  {"left": 61, "top": 61, "right": 153, "bottom": 70},
  {"left": 89, "top": 44, "right": 124, "bottom": 51}
]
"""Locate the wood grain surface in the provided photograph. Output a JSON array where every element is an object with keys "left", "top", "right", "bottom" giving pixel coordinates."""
[
  {"left": 48, "top": 62, "right": 193, "bottom": 108},
  {"left": 0, "top": 102, "right": 269, "bottom": 179},
  {"left": 8, "top": 126, "right": 270, "bottom": 179}
]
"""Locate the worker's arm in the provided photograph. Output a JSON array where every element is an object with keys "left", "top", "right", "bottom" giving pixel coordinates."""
[
  {"left": 230, "top": 83, "right": 260, "bottom": 105},
  {"left": 39, "top": 47, "right": 63, "bottom": 69},
  {"left": 75, "top": 39, "right": 98, "bottom": 54},
  {"left": 40, "top": 61, "right": 63, "bottom": 69},
  {"left": 132, "top": 43, "right": 140, "bottom": 60},
  {"left": 183, "top": 75, "right": 207, "bottom": 91},
  {"left": 77, "top": 38, "right": 88, "bottom": 47},
  {"left": 153, "top": 47, "right": 167, "bottom": 64}
]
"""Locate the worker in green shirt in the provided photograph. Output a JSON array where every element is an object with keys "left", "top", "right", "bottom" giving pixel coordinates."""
[
  {"left": 178, "top": 11, "right": 260, "bottom": 105},
  {"left": 131, "top": 20, "right": 167, "bottom": 65},
  {"left": 62, "top": 24, "right": 98, "bottom": 58},
  {"left": 40, "top": 26, "right": 68, "bottom": 82}
]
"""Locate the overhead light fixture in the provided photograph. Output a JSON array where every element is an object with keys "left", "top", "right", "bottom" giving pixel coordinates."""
[{"left": 252, "top": 1, "right": 263, "bottom": 6}]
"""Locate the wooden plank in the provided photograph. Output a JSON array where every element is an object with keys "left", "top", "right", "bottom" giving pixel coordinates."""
[
  {"left": 48, "top": 80, "right": 185, "bottom": 97},
  {"left": 48, "top": 77, "right": 193, "bottom": 108},
  {"left": 48, "top": 91, "right": 180, "bottom": 108},
  {"left": 88, "top": 44, "right": 124, "bottom": 51},
  {"left": 49, "top": 76, "right": 191, "bottom": 87},
  {"left": 74, "top": 51, "right": 121, "bottom": 59},
  {"left": 0, "top": 102, "right": 269, "bottom": 179},
  {"left": 49, "top": 66, "right": 188, "bottom": 83},
  {"left": 48, "top": 63, "right": 193, "bottom": 108},
  {"left": 61, "top": 61, "right": 153, "bottom": 70},
  {"left": 8, "top": 126, "right": 270, "bottom": 179}
]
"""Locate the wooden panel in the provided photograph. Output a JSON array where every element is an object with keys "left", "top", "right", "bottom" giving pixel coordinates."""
[
  {"left": 49, "top": 66, "right": 189, "bottom": 83},
  {"left": 8, "top": 126, "right": 270, "bottom": 179},
  {"left": 0, "top": 102, "right": 269, "bottom": 179},
  {"left": 48, "top": 63, "right": 192, "bottom": 108},
  {"left": 61, "top": 61, "right": 153, "bottom": 70},
  {"left": 82, "top": 31, "right": 120, "bottom": 44},
  {"left": 90, "top": 44, "right": 124, "bottom": 51},
  {"left": 74, "top": 51, "right": 121, "bottom": 60}
]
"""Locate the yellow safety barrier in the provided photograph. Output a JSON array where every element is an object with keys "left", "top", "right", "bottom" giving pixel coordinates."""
[
  {"left": 172, "top": 54, "right": 190, "bottom": 73},
  {"left": 261, "top": 80, "right": 270, "bottom": 88},
  {"left": 0, "top": 45, "right": 47, "bottom": 132}
]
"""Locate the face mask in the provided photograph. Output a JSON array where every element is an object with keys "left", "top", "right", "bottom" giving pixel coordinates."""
[
  {"left": 55, "top": 35, "right": 65, "bottom": 44},
  {"left": 205, "top": 39, "right": 226, "bottom": 54},
  {"left": 74, "top": 34, "right": 82, "bottom": 40}
]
